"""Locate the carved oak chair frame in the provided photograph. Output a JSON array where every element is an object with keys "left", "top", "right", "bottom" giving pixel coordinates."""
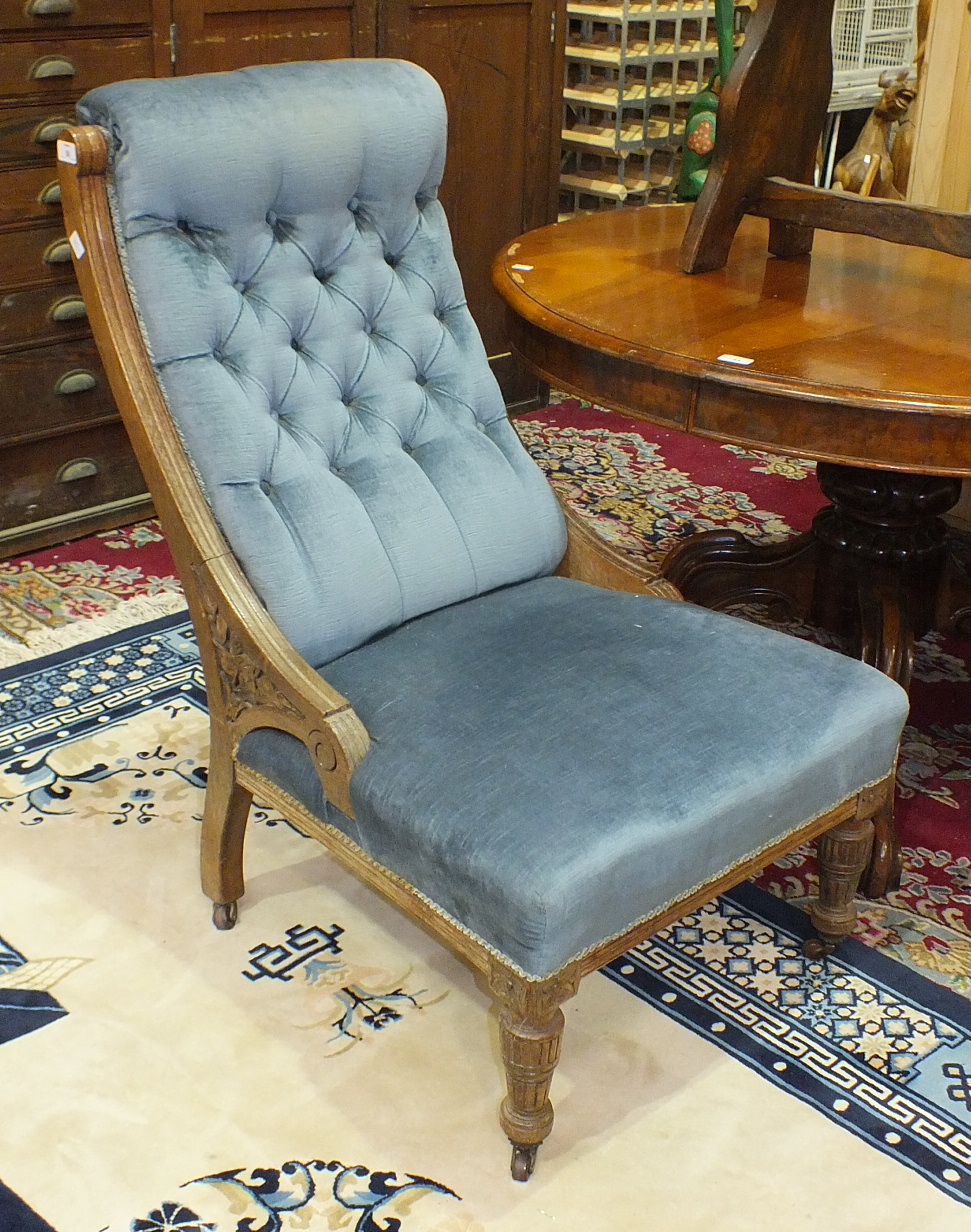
[{"left": 59, "top": 115, "right": 895, "bottom": 1181}]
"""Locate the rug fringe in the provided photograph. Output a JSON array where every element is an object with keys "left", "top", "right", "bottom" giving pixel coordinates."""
[{"left": 0, "top": 592, "right": 188, "bottom": 668}]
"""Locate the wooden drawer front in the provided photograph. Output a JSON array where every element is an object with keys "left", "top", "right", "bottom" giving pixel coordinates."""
[
  {"left": 0, "top": 34, "right": 152, "bottom": 99},
  {"left": 0, "top": 337, "right": 112, "bottom": 442},
  {"left": 0, "top": 283, "right": 88, "bottom": 350},
  {"left": 0, "top": 0, "right": 151, "bottom": 33},
  {"left": 0, "top": 221, "right": 76, "bottom": 290},
  {"left": 0, "top": 164, "right": 63, "bottom": 224},
  {"left": 0, "top": 421, "right": 145, "bottom": 532},
  {"left": 0, "top": 101, "right": 76, "bottom": 166}
]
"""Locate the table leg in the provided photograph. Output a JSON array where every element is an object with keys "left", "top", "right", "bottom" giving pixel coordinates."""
[
  {"left": 812, "top": 463, "right": 963, "bottom": 689},
  {"left": 661, "top": 461, "right": 965, "bottom": 898}
]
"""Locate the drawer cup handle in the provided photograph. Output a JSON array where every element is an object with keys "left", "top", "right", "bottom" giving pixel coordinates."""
[
  {"left": 43, "top": 238, "right": 73, "bottom": 264},
  {"left": 34, "top": 119, "right": 72, "bottom": 144},
  {"left": 55, "top": 369, "right": 97, "bottom": 395},
  {"left": 29, "top": 56, "right": 77, "bottom": 80},
  {"left": 57, "top": 458, "right": 99, "bottom": 483},
  {"left": 49, "top": 296, "right": 87, "bottom": 323},
  {"left": 39, "top": 180, "right": 62, "bottom": 206},
  {"left": 26, "top": 0, "right": 78, "bottom": 13}
]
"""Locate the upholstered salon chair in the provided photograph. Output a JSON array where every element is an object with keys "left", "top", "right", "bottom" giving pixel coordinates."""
[{"left": 58, "top": 60, "right": 908, "bottom": 1180}]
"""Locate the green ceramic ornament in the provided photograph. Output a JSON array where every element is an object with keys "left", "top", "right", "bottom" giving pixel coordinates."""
[{"left": 677, "top": 0, "right": 736, "bottom": 201}]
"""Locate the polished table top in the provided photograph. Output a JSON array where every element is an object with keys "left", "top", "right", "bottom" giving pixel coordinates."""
[{"left": 494, "top": 204, "right": 971, "bottom": 476}]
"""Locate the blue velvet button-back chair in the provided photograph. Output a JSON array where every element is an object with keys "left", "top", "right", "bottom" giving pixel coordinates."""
[{"left": 58, "top": 59, "right": 908, "bottom": 1180}]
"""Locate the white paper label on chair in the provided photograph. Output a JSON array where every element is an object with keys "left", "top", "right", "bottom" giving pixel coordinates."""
[
  {"left": 68, "top": 230, "right": 86, "bottom": 259},
  {"left": 57, "top": 139, "right": 78, "bottom": 164},
  {"left": 717, "top": 353, "right": 755, "bottom": 366}
]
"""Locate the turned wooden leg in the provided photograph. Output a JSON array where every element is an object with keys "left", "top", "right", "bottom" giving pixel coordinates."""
[
  {"left": 489, "top": 965, "right": 581, "bottom": 1181},
  {"left": 862, "top": 793, "right": 903, "bottom": 899},
  {"left": 499, "top": 1005, "right": 564, "bottom": 1181},
  {"left": 805, "top": 812, "right": 874, "bottom": 958},
  {"left": 200, "top": 726, "right": 252, "bottom": 930}
]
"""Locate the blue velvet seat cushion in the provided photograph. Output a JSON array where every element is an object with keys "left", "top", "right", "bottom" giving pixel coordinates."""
[{"left": 238, "top": 576, "right": 908, "bottom": 978}]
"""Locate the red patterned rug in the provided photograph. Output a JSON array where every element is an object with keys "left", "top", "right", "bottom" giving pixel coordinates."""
[
  {"left": 0, "top": 519, "right": 182, "bottom": 667},
  {"left": 3, "top": 395, "right": 969, "bottom": 996}
]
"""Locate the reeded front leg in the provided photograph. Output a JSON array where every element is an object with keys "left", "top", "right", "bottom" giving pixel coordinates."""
[
  {"left": 490, "top": 964, "right": 581, "bottom": 1181},
  {"left": 804, "top": 807, "right": 875, "bottom": 958},
  {"left": 499, "top": 1004, "right": 564, "bottom": 1181},
  {"left": 200, "top": 725, "right": 253, "bottom": 930}
]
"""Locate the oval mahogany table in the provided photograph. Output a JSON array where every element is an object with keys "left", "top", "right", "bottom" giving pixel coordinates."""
[{"left": 493, "top": 203, "right": 971, "bottom": 897}]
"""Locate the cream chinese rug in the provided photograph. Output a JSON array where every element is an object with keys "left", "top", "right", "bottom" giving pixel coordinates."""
[{"left": 0, "top": 398, "right": 968, "bottom": 1232}]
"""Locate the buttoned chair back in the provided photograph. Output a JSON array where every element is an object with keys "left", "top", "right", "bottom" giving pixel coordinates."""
[{"left": 80, "top": 61, "right": 565, "bottom": 668}]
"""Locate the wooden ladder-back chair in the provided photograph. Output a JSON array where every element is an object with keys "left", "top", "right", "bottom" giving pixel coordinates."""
[
  {"left": 681, "top": 0, "right": 971, "bottom": 274},
  {"left": 57, "top": 60, "right": 908, "bottom": 1180}
]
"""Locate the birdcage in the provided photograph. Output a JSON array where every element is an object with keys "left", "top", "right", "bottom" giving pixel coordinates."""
[{"left": 830, "top": 0, "right": 919, "bottom": 108}]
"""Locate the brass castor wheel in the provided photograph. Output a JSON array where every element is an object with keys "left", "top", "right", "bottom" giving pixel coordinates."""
[
  {"left": 802, "top": 935, "right": 835, "bottom": 959},
  {"left": 212, "top": 901, "right": 238, "bottom": 930},
  {"left": 509, "top": 1143, "right": 538, "bottom": 1182}
]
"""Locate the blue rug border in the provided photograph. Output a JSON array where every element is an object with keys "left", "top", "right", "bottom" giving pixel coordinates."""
[
  {"left": 0, "top": 989, "right": 68, "bottom": 1047},
  {"left": 0, "top": 609, "right": 192, "bottom": 686},
  {"left": 0, "top": 1175, "right": 57, "bottom": 1232},
  {"left": 727, "top": 879, "right": 971, "bottom": 1030},
  {"left": 603, "top": 879, "right": 971, "bottom": 1208},
  {"left": 0, "top": 612, "right": 203, "bottom": 759}
]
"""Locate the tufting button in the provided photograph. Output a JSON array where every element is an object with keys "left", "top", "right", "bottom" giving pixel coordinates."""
[
  {"left": 290, "top": 339, "right": 301, "bottom": 351},
  {"left": 415, "top": 375, "right": 427, "bottom": 387},
  {"left": 259, "top": 480, "right": 271, "bottom": 494},
  {"left": 385, "top": 253, "right": 398, "bottom": 268},
  {"left": 265, "top": 210, "right": 277, "bottom": 226},
  {"left": 347, "top": 196, "right": 359, "bottom": 214},
  {"left": 363, "top": 322, "right": 373, "bottom": 335}
]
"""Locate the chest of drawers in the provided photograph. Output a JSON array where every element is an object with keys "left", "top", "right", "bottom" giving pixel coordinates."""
[
  {"left": 0, "top": 1, "right": 561, "bottom": 558},
  {"left": 0, "top": 0, "right": 158, "bottom": 556}
]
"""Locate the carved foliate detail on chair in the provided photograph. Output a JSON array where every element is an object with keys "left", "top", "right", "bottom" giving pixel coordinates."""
[
  {"left": 488, "top": 963, "right": 583, "bottom": 1023},
  {"left": 199, "top": 588, "right": 303, "bottom": 729},
  {"left": 854, "top": 777, "right": 893, "bottom": 823}
]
